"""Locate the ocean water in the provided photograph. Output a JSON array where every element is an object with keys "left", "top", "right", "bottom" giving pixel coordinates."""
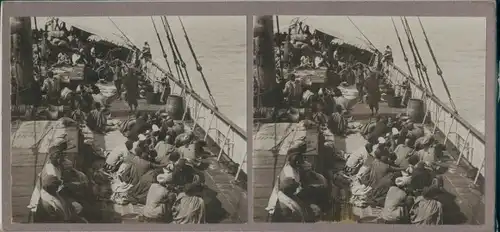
[
  {"left": 277, "top": 16, "right": 486, "bottom": 133},
  {"left": 35, "top": 16, "right": 247, "bottom": 131}
]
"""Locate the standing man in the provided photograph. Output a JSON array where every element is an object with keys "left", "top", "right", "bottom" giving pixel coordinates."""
[
  {"left": 283, "top": 74, "right": 303, "bottom": 107},
  {"left": 111, "top": 59, "right": 124, "bottom": 100},
  {"left": 364, "top": 71, "right": 381, "bottom": 116},
  {"left": 160, "top": 74, "right": 171, "bottom": 104},
  {"left": 355, "top": 64, "right": 366, "bottom": 102},
  {"left": 124, "top": 67, "right": 140, "bottom": 112},
  {"left": 141, "top": 42, "right": 152, "bottom": 73},
  {"left": 41, "top": 70, "right": 60, "bottom": 105}
]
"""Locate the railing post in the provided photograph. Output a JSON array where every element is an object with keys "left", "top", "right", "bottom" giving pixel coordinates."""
[
  {"left": 153, "top": 66, "right": 159, "bottom": 80},
  {"left": 191, "top": 101, "right": 202, "bottom": 131},
  {"left": 421, "top": 95, "right": 429, "bottom": 124},
  {"left": 171, "top": 84, "right": 177, "bottom": 96},
  {"left": 443, "top": 116, "right": 455, "bottom": 145},
  {"left": 204, "top": 112, "right": 215, "bottom": 141},
  {"left": 181, "top": 94, "right": 191, "bottom": 122},
  {"left": 474, "top": 157, "right": 485, "bottom": 185},
  {"left": 455, "top": 129, "right": 471, "bottom": 165},
  {"left": 432, "top": 105, "right": 443, "bottom": 134},
  {"left": 217, "top": 126, "right": 232, "bottom": 161},
  {"left": 234, "top": 152, "right": 247, "bottom": 181}
]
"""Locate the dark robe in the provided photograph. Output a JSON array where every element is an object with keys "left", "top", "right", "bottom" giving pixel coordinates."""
[
  {"left": 121, "top": 156, "right": 154, "bottom": 186},
  {"left": 366, "top": 121, "right": 389, "bottom": 144},
  {"left": 128, "top": 169, "right": 162, "bottom": 204},
  {"left": 366, "top": 173, "right": 397, "bottom": 207},
  {"left": 124, "top": 71, "right": 139, "bottom": 106},
  {"left": 86, "top": 109, "right": 107, "bottom": 133},
  {"left": 127, "top": 118, "right": 151, "bottom": 141},
  {"left": 361, "top": 159, "right": 391, "bottom": 187}
]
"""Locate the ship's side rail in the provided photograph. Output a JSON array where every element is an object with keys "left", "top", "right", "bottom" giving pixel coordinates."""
[
  {"left": 388, "top": 65, "right": 485, "bottom": 182},
  {"left": 141, "top": 62, "right": 248, "bottom": 178}
]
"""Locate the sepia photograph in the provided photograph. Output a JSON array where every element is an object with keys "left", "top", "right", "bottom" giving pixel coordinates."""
[
  {"left": 252, "top": 15, "right": 486, "bottom": 224},
  {"left": 10, "top": 16, "right": 247, "bottom": 224}
]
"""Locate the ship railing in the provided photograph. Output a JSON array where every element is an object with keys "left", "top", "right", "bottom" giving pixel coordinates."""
[
  {"left": 388, "top": 65, "right": 485, "bottom": 184},
  {"left": 141, "top": 61, "right": 248, "bottom": 179}
]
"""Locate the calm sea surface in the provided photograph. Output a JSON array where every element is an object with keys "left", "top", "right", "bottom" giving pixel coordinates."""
[
  {"left": 278, "top": 16, "right": 486, "bottom": 133},
  {"left": 36, "top": 16, "right": 247, "bottom": 131},
  {"left": 35, "top": 16, "right": 486, "bottom": 134}
]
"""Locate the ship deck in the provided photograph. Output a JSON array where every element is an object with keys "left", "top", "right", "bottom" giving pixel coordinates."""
[
  {"left": 11, "top": 98, "right": 247, "bottom": 224},
  {"left": 252, "top": 101, "right": 485, "bottom": 224}
]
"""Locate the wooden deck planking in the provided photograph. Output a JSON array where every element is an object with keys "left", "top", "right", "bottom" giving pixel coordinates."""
[
  {"left": 10, "top": 120, "right": 80, "bottom": 223},
  {"left": 252, "top": 122, "right": 320, "bottom": 222}
]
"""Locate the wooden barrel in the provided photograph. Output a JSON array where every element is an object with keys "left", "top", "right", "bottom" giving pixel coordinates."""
[
  {"left": 165, "top": 95, "right": 185, "bottom": 120},
  {"left": 407, "top": 98, "right": 425, "bottom": 123},
  {"left": 145, "top": 92, "right": 158, "bottom": 105},
  {"left": 390, "top": 96, "right": 402, "bottom": 108}
]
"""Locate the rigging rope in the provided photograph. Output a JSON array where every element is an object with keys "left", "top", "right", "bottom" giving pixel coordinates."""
[
  {"left": 163, "top": 16, "right": 194, "bottom": 90},
  {"left": 107, "top": 17, "right": 139, "bottom": 50},
  {"left": 177, "top": 17, "right": 218, "bottom": 109},
  {"left": 150, "top": 17, "right": 173, "bottom": 74},
  {"left": 29, "top": 17, "right": 39, "bottom": 223},
  {"left": 160, "top": 16, "right": 189, "bottom": 90},
  {"left": 399, "top": 17, "right": 426, "bottom": 88},
  {"left": 346, "top": 16, "right": 379, "bottom": 52},
  {"left": 417, "top": 17, "right": 458, "bottom": 112},
  {"left": 402, "top": 17, "right": 434, "bottom": 94},
  {"left": 390, "top": 17, "right": 415, "bottom": 82},
  {"left": 275, "top": 15, "right": 284, "bottom": 80}
]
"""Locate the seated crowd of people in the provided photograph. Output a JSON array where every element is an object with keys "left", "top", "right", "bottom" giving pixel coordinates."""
[
  {"left": 347, "top": 114, "right": 446, "bottom": 224},
  {"left": 268, "top": 114, "right": 448, "bottom": 224},
  {"left": 24, "top": 18, "right": 208, "bottom": 224},
  {"left": 254, "top": 21, "right": 408, "bottom": 120},
  {"left": 100, "top": 110, "right": 211, "bottom": 223},
  {"left": 13, "top": 17, "right": 170, "bottom": 120},
  {"left": 262, "top": 24, "right": 449, "bottom": 224},
  {"left": 30, "top": 109, "right": 212, "bottom": 223}
]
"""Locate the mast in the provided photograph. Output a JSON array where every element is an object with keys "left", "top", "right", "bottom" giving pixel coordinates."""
[
  {"left": 254, "top": 16, "right": 277, "bottom": 108},
  {"left": 10, "top": 17, "right": 34, "bottom": 105}
]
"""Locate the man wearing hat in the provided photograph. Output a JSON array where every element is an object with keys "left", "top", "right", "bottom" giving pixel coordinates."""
[
  {"left": 366, "top": 116, "right": 389, "bottom": 145},
  {"left": 380, "top": 176, "right": 411, "bottom": 224},
  {"left": 172, "top": 182, "right": 206, "bottom": 224},
  {"left": 128, "top": 112, "right": 151, "bottom": 141},
  {"left": 266, "top": 144, "right": 306, "bottom": 218},
  {"left": 34, "top": 174, "right": 79, "bottom": 223},
  {"left": 123, "top": 66, "right": 140, "bottom": 112},
  {"left": 41, "top": 70, "right": 60, "bottom": 105},
  {"left": 270, "top": 177, "right": 306, "bottom": 222},
  {"left": 142, "top": 172, "right": 177, "bottom": 222},
  {"left": 393, "top": 138, "right": 414, "bottom": 169},
  {"left": 154, "top": 130, "right": 176, "bottom": 165},
  {"left": 283, "top": 73, "right": 303, "bottom": 107},
  {"left": 364, "top": 71, "right": 381, "bottom": 115},
  {"left": 105, "top": 140, "right": 134, "bottom": 173}
]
